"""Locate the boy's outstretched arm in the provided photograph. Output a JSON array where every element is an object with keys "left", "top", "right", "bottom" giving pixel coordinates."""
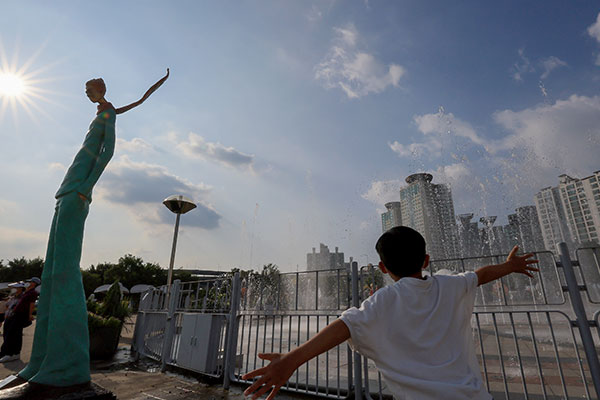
[
  {"left": 475, "top": 245, "right": 540, "bottom": 286},
  {"left": 243, "top": 319, "right": 350, "bottom": 400}
]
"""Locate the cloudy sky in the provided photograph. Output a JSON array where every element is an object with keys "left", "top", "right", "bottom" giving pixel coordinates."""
[{"left": 1, "top": 1, "right": 599, "bottom": 272}]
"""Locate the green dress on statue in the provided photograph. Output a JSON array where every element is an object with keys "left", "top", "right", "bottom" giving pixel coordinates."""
[{"left": 19, "top": 104, "right": 116, "bottom": 386}]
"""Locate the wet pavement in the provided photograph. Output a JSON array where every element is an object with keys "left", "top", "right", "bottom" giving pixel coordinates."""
[{"left": 92, "top": 369, "right": 316, "bottom": 400}]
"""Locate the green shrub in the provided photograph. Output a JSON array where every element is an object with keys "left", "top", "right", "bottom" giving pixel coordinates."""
[
  {"left": 87, "top": 297, "right": 100, "bottom": 314},
  {"left": 88, "top": 312, "right": 121, "bottom": 331},
  {"left": 96, "top": 281, "right": 131, "bottom": 322}
]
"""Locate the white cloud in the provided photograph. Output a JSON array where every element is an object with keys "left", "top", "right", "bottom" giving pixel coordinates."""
[
  {"left": 116, "top": 137, "right": 153, "bottom": 153},
  {"left": 98, "top": 156, "right": 220, "bottom": 229},
  {"left": 361, "top": 179, "right": 404, "bottom": 209},
  {"left": 48, "top": 162, "right": 65, "bottom": 172},
  {"left": 435, "top": 163, "right": 472, "bottom": 184},
  {"left": 587, "top": 12, "right": 600, "bottom": 43},
  {"left": 382, "top": 95, "right": 600, "bottom": 218},
  {"left": 175, "top": 133, "right": 255, "bottom": 172},
  {"left": 389, "top": 138, "right": 442, "bottom": 158},
  {"left": 306, "top": 5, "right": 323, "bottom": 23},
  {"left": 414, "top": 108, "right": 486, "bottom": 146},
  {"left": 335, "top": 26, "right": 358, "bottom": 47},
  {"left": 587, "top": 13, "right": 600, "bottom": 66},
  {"left": 492, "top": 94, "right": 600, "bottom": 176},
  {"left": 511, "top": 48, "right": 535, "bottom": 81},
  {"left": 315, "top": 24, "right": 405, "bottom": 99},
  {"left": 540, "top": 56, "right": 567, "bottom": 79}
]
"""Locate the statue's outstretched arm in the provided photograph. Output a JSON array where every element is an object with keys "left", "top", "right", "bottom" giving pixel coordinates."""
[{"left": 115, "top": 68, "right": 169, "bottom": 115}]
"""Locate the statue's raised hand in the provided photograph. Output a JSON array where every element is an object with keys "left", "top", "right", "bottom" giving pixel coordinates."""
[{"left": 116, "top": 68, "right": 169, "bottom": 115}]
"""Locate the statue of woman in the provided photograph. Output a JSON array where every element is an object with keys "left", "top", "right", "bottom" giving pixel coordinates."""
[{"left": 0, "top": 70, "right": 169, "bottom": 399}]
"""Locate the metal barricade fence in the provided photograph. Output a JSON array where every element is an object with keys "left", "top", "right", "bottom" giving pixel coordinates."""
[
  {"left": 169, "top": 277, "right": 233, "bottom": 377},
  {"left": 132, "top": 310, "right": 168, "bottom": 362},
  {"left": 132, "top": 244, "right": 600, "bottom": 399},
  {"left": 228, "top": 268, "right": 355, "bottom": 399},
  {"left": 132, "top": 287, "right": 170, "bottom": 361},
  {"left": 576, "top": 246, "right": 600, "bottom": 304},
  {"left": 133, "top": 276, "right": 235, "bottom": 377}
]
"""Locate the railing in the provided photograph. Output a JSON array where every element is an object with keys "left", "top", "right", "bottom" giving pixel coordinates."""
[
  {"left": 132, "top": 244, "right": 600, "bottom": 399},
  {"left": 230, "top": 268, "right": 354, "bottom": 398},
  {"left": 576, "top": 246, "right": 600, "bottom": 304}
]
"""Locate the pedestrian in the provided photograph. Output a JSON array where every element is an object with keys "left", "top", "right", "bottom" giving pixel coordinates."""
[
  {"left": 0, "top": 292, "right": 10, "bottom": 329},
  {"left": 0, "top": 278, "right": 40, "bottom": 362},
  {"left": 243, "top": 226, "right": 539, "bottom": 400},
  {"left": 3, "top": 282, "right": 25, "bottom": 321}
]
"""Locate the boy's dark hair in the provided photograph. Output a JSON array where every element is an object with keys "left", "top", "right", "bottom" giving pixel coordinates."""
[{"left": 375, "top": 226, "right": 426, "bottom": 277}]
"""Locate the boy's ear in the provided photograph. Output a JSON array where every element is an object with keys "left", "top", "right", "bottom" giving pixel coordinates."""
[
  {"left": 422, "top": 254, "right": 430, "bottom": 270},
  {"left": 378, "top": 261, "right": 388, "bottom": 275}
]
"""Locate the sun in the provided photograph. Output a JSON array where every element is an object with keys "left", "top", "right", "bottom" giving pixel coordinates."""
[
  {"left": 0, "top": 40, "right": 57, "bottom": 123},
  {"left": 0, "top": 72, "right": 27, "bottom": 98}
]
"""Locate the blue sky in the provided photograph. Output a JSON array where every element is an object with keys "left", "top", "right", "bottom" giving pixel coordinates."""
[{"left": 1, "top": 1, "right": 599, "bottom": 272}]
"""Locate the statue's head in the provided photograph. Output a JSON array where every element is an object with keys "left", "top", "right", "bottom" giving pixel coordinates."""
[{"left": 85, "top": 78, "right": 106, "bottom": 103}]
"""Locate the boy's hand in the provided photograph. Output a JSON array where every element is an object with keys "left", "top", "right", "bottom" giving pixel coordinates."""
[
  {"left": 505, "top": 246, "right": 539, "bottom": 277},
  {"left": 242, "top": 353, "right": 297, "bottom": 400}
]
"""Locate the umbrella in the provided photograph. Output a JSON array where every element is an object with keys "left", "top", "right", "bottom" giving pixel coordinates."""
[
  {"left": 93, "top": 282, "right": 129, "bottom": 294},
  {"left": 130, "top": 284, "right": 155, "bottom": 294}
]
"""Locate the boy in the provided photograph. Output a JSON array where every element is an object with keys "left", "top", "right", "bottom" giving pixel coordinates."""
[{"left": 243, "top": 226, "right": 539, "bottom": 400}]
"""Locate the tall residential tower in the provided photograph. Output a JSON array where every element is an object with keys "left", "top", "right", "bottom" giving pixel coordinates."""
[
  {"left": 398, "top": 173, "right": 458, "bottom": 260},
  {"left": 381, "top": 201, "right": 402, "bottom": 232},
  {"left": 558, "top": 172, "right": 600, "bottom": 245}
]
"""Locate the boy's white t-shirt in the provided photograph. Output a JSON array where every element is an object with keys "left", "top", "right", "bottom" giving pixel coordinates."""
[{"left": 339, "top": 271, "right": 491, "bottom": 400}]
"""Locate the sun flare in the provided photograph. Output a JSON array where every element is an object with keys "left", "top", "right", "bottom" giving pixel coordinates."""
[
  {"left": 0, "top": 41, "right": 58, "bottom": 123},
  {"left": 0, "top": 72, "right": 26, "bottom": 98}
]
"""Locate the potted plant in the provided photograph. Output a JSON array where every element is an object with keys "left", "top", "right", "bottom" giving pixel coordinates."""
[{"left": 87, "top": 281, "right": 131, "bottom": 360}]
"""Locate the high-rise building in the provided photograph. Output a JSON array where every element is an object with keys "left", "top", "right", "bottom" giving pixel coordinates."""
[
  {"left": 381, "top": 202, "right": 402, "bottom": 232},
  {"left": 514, "top": 205, "right": 545, "bottom": 252},
  {"left": 398, "top": 173, "right": 458, "bottom": 260},
  {"left": 535, "top": 186, "right": 573, "bottom": 252},
  {"left": 457, "top": 213, "right": 481, "bottom": 257},
  {"left": 479, "top": 216, "right": 498, "bottom": 256},
  {"left": 558, "top": 172, "right": 600, "bottom": 246},
  {"left": 307, "top": 243, "right": 345, "bottom": 271},
  {"left": 504, "top": 214, "right": 522, "bottom": 251}
]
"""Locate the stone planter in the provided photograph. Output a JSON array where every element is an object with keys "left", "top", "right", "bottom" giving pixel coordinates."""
[{"left": 89, "top": 314, "right": 123, "bottom": 360}]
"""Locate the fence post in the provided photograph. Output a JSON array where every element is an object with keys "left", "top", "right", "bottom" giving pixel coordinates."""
[
  {"left": 558, "top": 242, "right": 600, "bottom": 398},
  {"left": 350, "top": 259, "right": 363, "bottom": 400},
  {"left": 161, "top": 279, "right": 180, "bottom": 372},
  {"left": 223, "top": 272, "right": 241, "bottom": 389}
]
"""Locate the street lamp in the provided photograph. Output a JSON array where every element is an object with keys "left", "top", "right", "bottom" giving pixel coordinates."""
[{"left": 163, "top": 195, "right": 196, "bottom": 302}]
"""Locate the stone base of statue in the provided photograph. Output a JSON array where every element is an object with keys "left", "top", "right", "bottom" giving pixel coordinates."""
[{"left": 0, "top": 376, "right": 116, "bottom": 400}]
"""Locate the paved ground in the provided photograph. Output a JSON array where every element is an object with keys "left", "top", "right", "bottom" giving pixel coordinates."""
[{"left": 0, "top": 318, "right": 312, "bottom": 400}]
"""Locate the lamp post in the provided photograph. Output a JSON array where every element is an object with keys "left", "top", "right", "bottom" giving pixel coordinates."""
[{"left": 163, "top": 195, "right": 196, "bottom": 303}]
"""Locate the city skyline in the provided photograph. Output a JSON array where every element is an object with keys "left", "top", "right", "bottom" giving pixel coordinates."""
[{"left": 382, "top": 169, "right": 599, "bottom": 259}]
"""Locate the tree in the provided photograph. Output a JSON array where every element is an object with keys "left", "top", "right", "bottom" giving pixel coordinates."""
[
  {"left": 97, "top": 254, "right": 166, "bottom": 289},
  {"left": 241, "top": 263, "right": 281, "bottom": 311},
  {"left": 81, "top": 270, "right": 103, "bottom": 298},
  {"left": 0, "top": 257, "right": 44, "bottom": 283}
]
